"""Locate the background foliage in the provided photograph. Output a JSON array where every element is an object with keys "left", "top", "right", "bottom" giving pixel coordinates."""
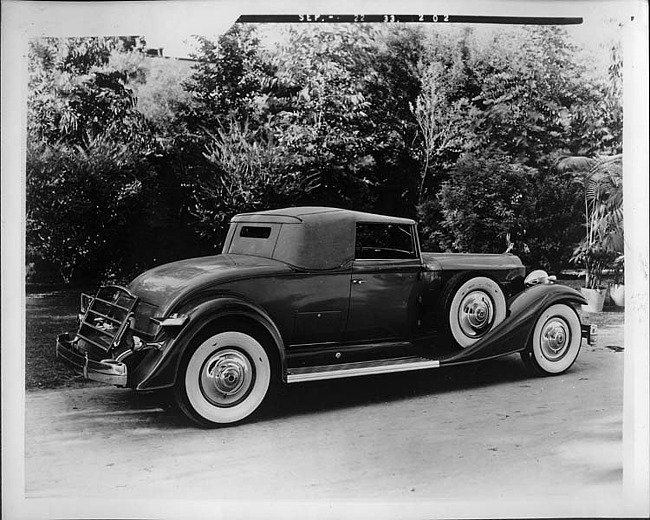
[{"left": 26, "top": 24, "right": 623, "bottom": 285}]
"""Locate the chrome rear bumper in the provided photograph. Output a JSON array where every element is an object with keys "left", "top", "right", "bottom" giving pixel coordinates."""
[{"left": 56, "top": 333, "right": 127, "bottom": 386}]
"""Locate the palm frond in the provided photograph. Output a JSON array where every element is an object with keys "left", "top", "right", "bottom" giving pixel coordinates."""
[
  {"left": 559, "top": 154, "right": 624, "bottom": 287},
  {"left": 556, "top": 155, "right": 596, "bottom": 173}
]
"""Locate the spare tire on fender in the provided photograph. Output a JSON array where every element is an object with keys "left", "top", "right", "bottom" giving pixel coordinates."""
[{"left": 442, "top": 276, "right": 507, "bottom": 348}]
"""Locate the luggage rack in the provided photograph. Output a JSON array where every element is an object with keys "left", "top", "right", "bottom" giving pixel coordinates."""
[{"left": 78, "top": 285, "right": 139, "bottom": 352}]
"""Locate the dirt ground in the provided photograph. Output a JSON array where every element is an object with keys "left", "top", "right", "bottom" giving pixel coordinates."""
[{"left": 23, "top": 318, "right": 625, "bottom": 517}]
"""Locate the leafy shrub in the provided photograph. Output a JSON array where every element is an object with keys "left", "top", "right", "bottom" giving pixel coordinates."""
[
  {"left": 523, "top": 169, "right": 584, "bottom": 273},
  {"left": 429, "top": 153, "right": 536, "bottom": 254},
  {"left": 420, "top": 152, "right": 585, "bottom": 272},
  {"left": 26, "top": 137, "right": 147, "bottom": 284}
]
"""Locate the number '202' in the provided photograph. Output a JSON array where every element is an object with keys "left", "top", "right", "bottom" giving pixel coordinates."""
[{"left": 418, "top": 14, "right": 450, "bottom": 22}]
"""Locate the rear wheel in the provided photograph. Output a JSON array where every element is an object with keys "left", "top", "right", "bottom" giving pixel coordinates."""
[
  {"left": 445, "top": 276, "right": 507, "bottom": 348},
  {"left": 521, "top": 303, "right": 582, "bottom": 376},
  {"left": 175, "top": 330, "right": 272, "bottom": 427}
]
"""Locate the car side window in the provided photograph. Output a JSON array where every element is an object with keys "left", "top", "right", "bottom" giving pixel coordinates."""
[{"left": 355, "top": 223, "right": 417, "bottom": 260}]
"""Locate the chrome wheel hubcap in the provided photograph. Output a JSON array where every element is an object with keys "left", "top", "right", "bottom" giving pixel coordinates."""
[
  {"left": 200, "top": 349, "right": 254, "bottom": 407},
  {"left": 458, "top": 291, "right": 494, "bottom": 339},
  {"left": 540, "top": 318, "right": 570, "bottom": 361}
]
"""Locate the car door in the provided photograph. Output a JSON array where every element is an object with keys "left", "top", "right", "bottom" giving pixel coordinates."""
[
  {"left": 344, "top": 222, "right": 423, "bottom": 343},
  {"left": 286, "top": 269, "right": 353, "bottom": 346}
]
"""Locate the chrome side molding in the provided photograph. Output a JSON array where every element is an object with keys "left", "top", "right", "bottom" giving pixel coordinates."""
[{"left": 287, "top": 356, "right": 440, "bottom": 383}]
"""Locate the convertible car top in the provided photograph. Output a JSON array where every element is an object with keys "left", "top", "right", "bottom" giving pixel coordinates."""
[{"left": 225, "top": 206, "right": 415, "bottom": 270}]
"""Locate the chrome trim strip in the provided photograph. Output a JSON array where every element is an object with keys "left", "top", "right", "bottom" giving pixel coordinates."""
[
  {"left": 87, "top": 308, "right": 122, "bottom": 325},
  {"left": 289, "top": 339, "right": 410, "bottom": 350},
  {"left": 115, "top": 349, "right": 133, "bottom": 362},
  {"left": 93, "top": 296, "right": 131, "bottom": 312},
  {"left": 153, "top": 314, "right": 189, "bottom": 327},
  {"left": 287, "top": 357, "right": 440, "bottom": 383}
]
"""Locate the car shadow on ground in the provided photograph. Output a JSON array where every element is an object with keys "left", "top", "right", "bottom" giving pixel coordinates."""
[
  {"left": 264, "top": 354, "right": 533, "bottom": 421},
  {"left": 111, "top": 353, "right": 535, "bottom": 429}
]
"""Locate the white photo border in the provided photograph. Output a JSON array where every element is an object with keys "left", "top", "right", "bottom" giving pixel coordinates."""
[{"left": 2, "top": 1, "right": 647, "bottom": 518}]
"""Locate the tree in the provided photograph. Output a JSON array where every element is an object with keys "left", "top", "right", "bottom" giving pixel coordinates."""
[
  {"left": 432, "top": 153, "right": 536, "bottom": 254},
  {"left": 25, "top": 25, "right": 624, "bottom": 283},
  {"left": 28, "top": 37, "right": 151, "bottom": 149},
  {"left": 181, "top": 26, "right": 273, "bottom": 128},
  {"left": 168, "top": 26, "right": 279, "bottom": 241},
  {"left": 469, "top": 26, "right": 588, "bottom": 165},
  {"left": 262, "top": 25, "right": 381, "bottom": 209},
  {"left": 411, "top": 27, "right": 481, "bottom": 204},
  {"left": 357, "top": 26, "right": 424, "bottom": 217},
  {"left": 179, "top": 24, "right": 390, "bottom": 240},
  {"left": 26, "top": 37, "right": 158, "bottom": 283},
  {"left": 129, "top": 55, "right": 193, "bottom": 137},
  {"left": 415, "top": 24, "right": 621, "bottom": 269}
]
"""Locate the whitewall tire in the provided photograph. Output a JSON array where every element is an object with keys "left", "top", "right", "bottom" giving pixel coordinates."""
[
  {"left": 177, "top": 331, "right": 272, "bottom": 426},
  {"left": 524, "top": 303, "right": 582, "bottom": 375},
  {"left": 447, "top": 276, "right": 507, "bottom": 348}
]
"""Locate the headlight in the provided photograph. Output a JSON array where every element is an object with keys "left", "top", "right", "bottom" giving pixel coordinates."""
[{"left": 525, "top": 269, "right": 556, "bottom": 287}]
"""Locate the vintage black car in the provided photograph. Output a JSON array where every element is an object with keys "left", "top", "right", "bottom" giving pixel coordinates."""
[{"left": 57, "top": 207, "right": 596, "bottom": 426}]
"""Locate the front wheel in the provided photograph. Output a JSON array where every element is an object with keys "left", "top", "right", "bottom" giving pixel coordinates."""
[
  {"left": 175, "top": 331, "right": 272, "bottom": 427},
  {"left": 521, "top": 303, "right": 582, "bottom": 376}
]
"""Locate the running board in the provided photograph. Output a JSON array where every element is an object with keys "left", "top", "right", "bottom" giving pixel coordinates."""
[{"left": 286, "top": 356, "right": 440, "bottom": 383}]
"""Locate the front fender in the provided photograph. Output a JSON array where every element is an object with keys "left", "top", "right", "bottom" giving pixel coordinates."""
[
  {"left": 439, "top": 283, "right": 586, "bottom": 365},
  {"left": 135, "top": 297, "right": 287, "bottom": 390}
]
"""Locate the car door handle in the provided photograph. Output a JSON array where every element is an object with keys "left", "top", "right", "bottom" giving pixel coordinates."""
[{"left": 351, "top": 279, "right": 367, "bottom": 285}]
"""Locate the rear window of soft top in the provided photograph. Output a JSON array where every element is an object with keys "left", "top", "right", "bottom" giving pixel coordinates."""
[{"left": 240, "top": 226, "right": 272, "bottom": 239}]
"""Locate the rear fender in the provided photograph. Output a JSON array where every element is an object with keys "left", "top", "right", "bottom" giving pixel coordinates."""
[
  {"left": 439, "top": 284, "right": 586, "bottom": 365},
  {"left": 136, "top": 297, "right": 286, "bottom": 390}
]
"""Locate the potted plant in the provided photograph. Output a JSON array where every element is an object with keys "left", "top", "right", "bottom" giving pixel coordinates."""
[
  {"left": 571, "top": 242, "right": 616, "bottom": 312},
  {"left": 609, "top": 254, "right": 625, "bottom": 307},
  {"left": 559, "top": 154, "right": 623, "bottom": 312}
]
